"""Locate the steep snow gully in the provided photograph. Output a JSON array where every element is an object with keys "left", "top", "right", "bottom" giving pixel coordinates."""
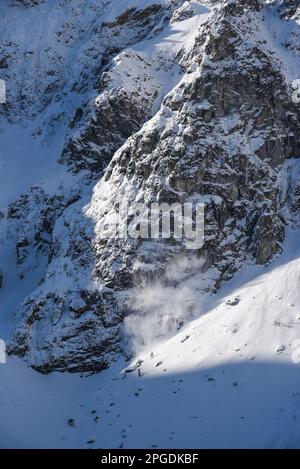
[{"left": 1, "top": 0, "right": 300, "bottom": 449}]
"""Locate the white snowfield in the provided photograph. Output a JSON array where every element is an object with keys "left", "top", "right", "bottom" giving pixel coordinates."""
[
  {"left": 0, "top": 0, "right": 300, "bottom": 449},
  {"left": 1, "top": 229, "right": 300, "bottom": 449}
]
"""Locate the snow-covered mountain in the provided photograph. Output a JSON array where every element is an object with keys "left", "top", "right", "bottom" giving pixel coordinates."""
[{"left": 0, "top": 0, "right": 300, "bottom": 448}]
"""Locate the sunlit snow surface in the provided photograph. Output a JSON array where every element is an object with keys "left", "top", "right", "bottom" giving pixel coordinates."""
[{"left": 1, "top": 0, "right": 300, "bottom": 449}]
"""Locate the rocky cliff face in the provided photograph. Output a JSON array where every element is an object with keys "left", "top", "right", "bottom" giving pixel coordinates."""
[{"left": 1, "top": 0, "right": 300, "bottom": 372}]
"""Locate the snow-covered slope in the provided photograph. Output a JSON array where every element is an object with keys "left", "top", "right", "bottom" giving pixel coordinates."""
[
  {"left": 2, "top": 228, "right": 300, "bottom": 448},
  {"left": 0, "top": 0, "right": 216, "bottom": 372},
  {"left": 5, "top": 0, "right": 300, "bottom": 374},
  {"left": 1, "top": 0, "right": 300, "bottom": 449}
]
